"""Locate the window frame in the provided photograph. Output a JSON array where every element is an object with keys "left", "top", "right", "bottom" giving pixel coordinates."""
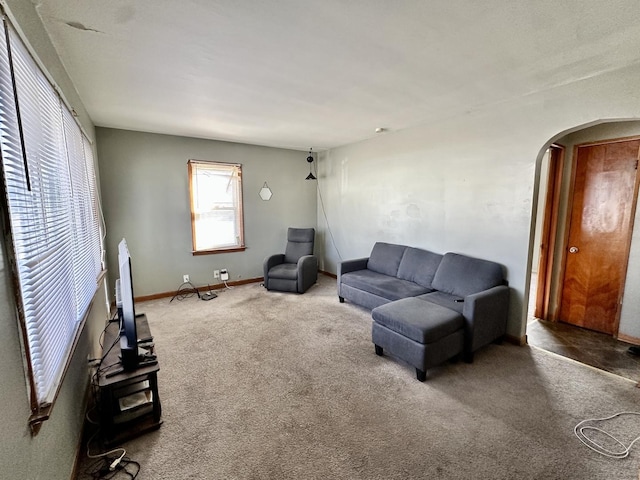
[{"left": 188, "top": 159, "right": 246, "bottom": 255}]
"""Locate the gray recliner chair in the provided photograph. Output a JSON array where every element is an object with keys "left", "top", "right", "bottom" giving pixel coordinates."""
[{"left": 263, "top": 228, "right": 318, "bottom": 293}]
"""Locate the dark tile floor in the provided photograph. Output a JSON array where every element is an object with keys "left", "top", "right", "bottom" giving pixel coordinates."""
[
  {"left": 526, "top": 273, "right": 640, "bottom": 383},
  {"left": 526, "top": 318, "right": 640, "bottom": 383}
]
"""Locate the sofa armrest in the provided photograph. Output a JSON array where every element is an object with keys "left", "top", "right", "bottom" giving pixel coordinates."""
[
  {"left": 462, "top": 285, "right": 510, "bottom": 353},
  {"left": 297, "top": 255, "right": 318, "bottom": 293},
  {"left": 338, "top": 257, "right": 369, "bottom": 277},
  {"left": 337, "top": 257, "right": 369, "bottom": 298}
]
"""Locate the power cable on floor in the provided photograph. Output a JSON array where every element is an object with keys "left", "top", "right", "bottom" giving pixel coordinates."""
[
  {"left": 574, "top": 411, "right": 640, "bottom": 458},
  {"left": 169, "top": 281, "right": 201, "bottom": 302}
]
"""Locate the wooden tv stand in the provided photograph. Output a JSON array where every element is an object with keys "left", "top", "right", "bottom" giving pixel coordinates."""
[{"left": 97, "top": 314, "right": 162, "bottom": 446}]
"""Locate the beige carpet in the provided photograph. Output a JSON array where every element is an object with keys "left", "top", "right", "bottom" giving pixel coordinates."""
[{"left": 78, "top": 275, "right": 640, "bottom": 479}]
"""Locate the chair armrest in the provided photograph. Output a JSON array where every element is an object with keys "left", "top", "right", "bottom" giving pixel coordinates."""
[
  {"left": 462, "top": 285, "right": 510, "bottom": 353},
  {"left": 263, "top": 254, "right": 285, "bottom": 287},
  {"left": 298, "top": 255, "right": 318, "bottom": 293}
]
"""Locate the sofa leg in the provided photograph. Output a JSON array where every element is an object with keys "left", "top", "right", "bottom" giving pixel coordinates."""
[
  {"left": 464, "top": 351, "right": 474, "bottom": 363},
  {"left": 339, "top": 296, "right": 344, "bottom": 303},
  {"left": 374, "top": 345, "right": 383, "bottom": 356},
  {"left": 416, "top": 368, "right": 426, "bottom": 382}
]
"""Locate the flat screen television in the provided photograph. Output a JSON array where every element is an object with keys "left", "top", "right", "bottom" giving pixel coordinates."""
[{"left": 117, "top": 238, "right": 138, "bottom": 370}]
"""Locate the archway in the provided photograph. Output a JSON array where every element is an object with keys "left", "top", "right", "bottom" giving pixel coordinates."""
[{"left": 525, "top": 120, "right": 640, "bottom": 381}]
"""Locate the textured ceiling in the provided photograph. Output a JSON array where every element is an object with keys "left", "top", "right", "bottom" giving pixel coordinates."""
[{"left": 33, "top": 0, "right": 640, "bottom": 150}]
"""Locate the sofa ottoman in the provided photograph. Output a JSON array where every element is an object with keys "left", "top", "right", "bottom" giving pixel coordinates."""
[{"left": 372, "top": 297, "right": 465, "bottom": 381}]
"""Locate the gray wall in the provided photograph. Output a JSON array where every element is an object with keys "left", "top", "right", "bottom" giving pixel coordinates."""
[
  {"left": 317, "top": 121, "right": 536, "bottom": 341},
  {"left": 0, "top": 2, "right": 108, "bottom": 479},
  {"left": 317, "top": 60, "right": 640, "bottom": 342},
  {"left": 550, "top": 121, "right": 640, "bottom": 341},
  {"left": 96, "top": 128, "right": 317, "bottom": 298}
]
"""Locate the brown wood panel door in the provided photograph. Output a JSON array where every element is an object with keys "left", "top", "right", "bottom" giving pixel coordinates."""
[{"left": 560, "top": 139, "right": 640, "bottom": 334}]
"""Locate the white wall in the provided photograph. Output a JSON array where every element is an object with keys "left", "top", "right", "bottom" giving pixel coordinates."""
[
  {"left": 96, "top": 128, "right": 317, "bottom": 297},
  {"left": 318, "top": 61, "right": 640, "bottom": 342},
  {"left": 0, "top": 2, "right": 108, "bottom": 479}
]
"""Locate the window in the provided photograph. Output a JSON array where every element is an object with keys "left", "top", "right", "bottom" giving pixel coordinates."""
[
  {"left": 0, "top": 18, "right": 102, "bottom": 432},
  {"left": 188, "top": 160, "right": 245, "bottom": 254}
]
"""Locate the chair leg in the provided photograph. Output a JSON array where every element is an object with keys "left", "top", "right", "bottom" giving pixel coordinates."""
[
  {"left": 416, "top": 368, "right": 426, "bottom": 382},
  {"left": 374, "top": 345, "right": 383, "bottom": 356},
  {"left": 464, "top": 350, "right": 474, "bottom": 363},
  {"left": 339, "top": 296, "right": 344, "bottom": 303}
]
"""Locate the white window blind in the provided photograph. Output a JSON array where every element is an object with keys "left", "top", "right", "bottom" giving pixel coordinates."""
[
  {"left": 188, "top": 160, "right": 245, "bottom": 253},
  {"left": 0, "top": 18, "right": 102, "bottom": 431},
  {"left": 82, "top": 134, "right": 103, "bottom": 277}
]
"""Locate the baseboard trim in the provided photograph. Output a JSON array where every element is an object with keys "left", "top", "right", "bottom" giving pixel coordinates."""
[
  {"left": 507, "top": 334, "right": 527, "bottom": 346},
  {"left": 617, "top": 333, "right": 640, "bottom": 345},
  {"left": 135, "top": 273, "right": 338, "bottom": 303},
  {"left": 320, "top": 270, "right": 337, "bottom": 279},
  {"left": 134, "top": 277, "right": 263, "bottom": 303}
]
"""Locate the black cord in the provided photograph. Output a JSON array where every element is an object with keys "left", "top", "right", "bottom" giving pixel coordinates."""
[
  {"left": 89, "top": 320, "right": 121, "bottom": 424},
  {"left": 99, "top": 313, "right": 116, "bottom": 350},
  {"left": 316, "top": 171, "right": 342, "bottom": 261},
  {"left": 97, "top": 361, "right": 123, "bottom": 376},
  {"left": 169, "top": 281, "right": 201, "bottom": 302},
  {"left": 84, "top": 317, "right": 141, "bottom": 480},
  {"left": 102, "top": 335, "right": 120, "bottom": 361}
]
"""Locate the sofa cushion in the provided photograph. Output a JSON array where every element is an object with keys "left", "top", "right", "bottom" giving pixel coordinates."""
[
  {"left": 341, "top": 270, "right": 430, "bottom": 301},
  {"left": 372, "top": 297, "right": 464, "bottom": 344},
  {"left": 432, "top": 253, "right": 504, "bottom": 297},
  {"left": 397, "top": 247, "right": 443, "bottom": 289},
  {"left": 418, "top": 291, "right": 464, "bottom": 314},
  {"left": 367, "top": 242, "right": 407, "bottom": 277}
]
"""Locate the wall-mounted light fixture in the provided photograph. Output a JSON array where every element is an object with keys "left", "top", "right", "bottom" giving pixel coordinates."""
[{"left": 305, "top": 148, "right": 316, "bottom": 180}]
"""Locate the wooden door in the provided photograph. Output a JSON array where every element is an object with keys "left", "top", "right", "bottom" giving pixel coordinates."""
[{"left": 560, "top": 139, "right": 640, "bottom": 334}]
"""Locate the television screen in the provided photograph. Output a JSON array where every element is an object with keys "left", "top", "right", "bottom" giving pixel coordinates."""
[{"left": 118, "top": 238, "right": 138, "bottom": 369}]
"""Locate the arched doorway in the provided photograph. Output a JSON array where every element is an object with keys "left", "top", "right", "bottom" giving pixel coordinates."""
[{"left": 527, "top": 120, "right": 640, "bottom": 382}]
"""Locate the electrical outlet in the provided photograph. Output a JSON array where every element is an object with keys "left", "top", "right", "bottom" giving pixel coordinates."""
[
  {"left": 214, "top": 269, "right": 220, "bottom": 279},
  {"left": 220, "top": 269, "right": 229, "bottom": 281},
  {"left": 183, "top": 274, "right": 189, "bottom": 283}
]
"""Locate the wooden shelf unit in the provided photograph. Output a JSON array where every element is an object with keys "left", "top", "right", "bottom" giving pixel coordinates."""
[{"left": 97, "top": 314, "right": 162, "bottom": 446}]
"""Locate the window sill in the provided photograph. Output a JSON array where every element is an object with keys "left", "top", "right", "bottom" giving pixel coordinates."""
[
  {"left": 27, "top": 269, "right": 107, "bottom": 434},
  {"left": 192, "top": 246, "right": 246, "bottom": 256}
]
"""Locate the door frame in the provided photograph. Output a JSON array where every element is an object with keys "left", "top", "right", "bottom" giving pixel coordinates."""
[
  {"left": 553, "top": 136, "right": 640, "bottom": 335},
  {"left": 534, "top": 145, "right": 564, "bottom": 320}
]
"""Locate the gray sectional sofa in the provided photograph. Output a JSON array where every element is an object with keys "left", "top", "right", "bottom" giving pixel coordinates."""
[{"left": 338, "top": 242, "right": 510, "bottom": 380}]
